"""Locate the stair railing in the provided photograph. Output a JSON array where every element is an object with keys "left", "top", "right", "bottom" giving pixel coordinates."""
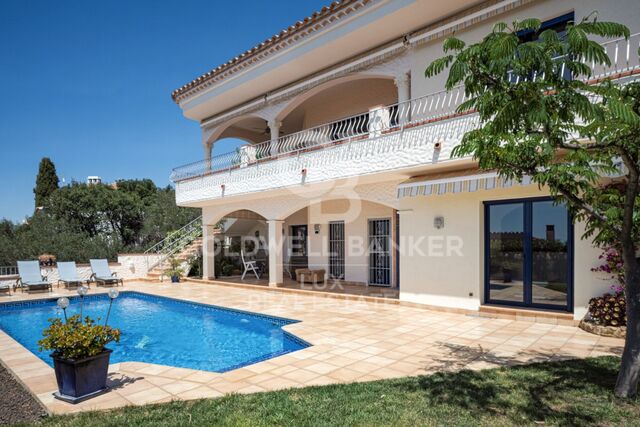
[{"left": 144, "top": 216, "right": 203, "bottom": 272}]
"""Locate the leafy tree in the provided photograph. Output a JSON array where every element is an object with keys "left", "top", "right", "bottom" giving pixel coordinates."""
[
  {"left": 33, "top": 157, "right": 59, "bottom": 208},
  {"left": 116, "top": 179, "right": 158, "bottom": 204},
  {"left": 46, "top": 183, "right": 144, "bottom": 247},
  {"left": 0, "top": 179, "right": 198, "bottom": 265},
  {"left": 140, "top": 187, "right": 199, "bottom": 247},
  {"left": 426, "top": 15, "right": 640, "bottom": 397},
  {"left": 8, "top": 213, "right": 118, "bottom": 264}
]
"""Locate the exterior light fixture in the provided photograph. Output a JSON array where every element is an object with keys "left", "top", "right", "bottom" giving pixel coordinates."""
[
  {"left": 57, "top": 297, "right": 70, "bottom": 322},
  {"left": 314, "top": 224, "right": 321, "bottom": 234},
  {"left": 105, "top": 289, "right": 120, "bottom": 326},
  {"left": 434, "top": 216, "right": 445, "bottom": 229}
]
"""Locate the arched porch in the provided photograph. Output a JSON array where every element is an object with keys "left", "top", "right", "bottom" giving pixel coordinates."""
[{"left": 201, "top": 194, "right": 400, "bottom": 299}]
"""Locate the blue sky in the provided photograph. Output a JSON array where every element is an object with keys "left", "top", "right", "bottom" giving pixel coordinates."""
[{"left": 0, "top": 0, "right": 329, "bottom": 222}]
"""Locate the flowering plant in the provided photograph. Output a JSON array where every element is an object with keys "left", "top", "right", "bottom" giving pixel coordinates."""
[
  {"left": 588, "top": 292, "right": 627, "bottom": 327},
  {"left": 591, "top": 247, "right": 625, "bottom": 295},
  {"left": 38, "top": 315, "right": 120, "bottom": 360}
]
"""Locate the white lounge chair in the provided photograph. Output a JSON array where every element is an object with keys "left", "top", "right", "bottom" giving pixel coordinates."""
[
  {"left": 57, "top": 261, "right": 89, "bottom": 289},
  {"left": 89, "top": 259, "right": 123, "bottom": 287},
  {"left": 16, "top": 261, "right": 52, "bottom": 293},
  {"left": 241, "top": 250, "right": 260, "bottom": 280}
]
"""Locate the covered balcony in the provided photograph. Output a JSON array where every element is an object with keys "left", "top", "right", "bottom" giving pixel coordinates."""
[{"left": 172, "top": 33, "right": 640, "bottom": 206}]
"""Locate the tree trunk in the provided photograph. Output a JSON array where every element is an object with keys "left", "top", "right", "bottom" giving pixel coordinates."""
[{"left": 614, "top": 247, "right": 640, "bottom": 398}]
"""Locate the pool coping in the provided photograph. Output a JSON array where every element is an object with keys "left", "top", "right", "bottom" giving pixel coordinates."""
[{"left": 0, "top": 285, "right": 323, "bottom": 414}]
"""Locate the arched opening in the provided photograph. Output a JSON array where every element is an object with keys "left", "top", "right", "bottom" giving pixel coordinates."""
[
  {"left": 278, "top": 76, "right": 398, "bottom": 135},
  {"left": 210, "top": 209, "right": 268, "bottom": 280},
  {"left": 277, "top": 198, "right": 399, "bottom": 298},
  {"left": 205, "top": 115, "right": 271, "bottom": 161}
]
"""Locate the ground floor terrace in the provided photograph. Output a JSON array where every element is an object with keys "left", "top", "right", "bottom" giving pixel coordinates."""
[
  {"left": 0, "top": 280, "right": 623, "bottom": 415},
  {"left": 196, "top": 170, "right": 613, "bottom": 322}
]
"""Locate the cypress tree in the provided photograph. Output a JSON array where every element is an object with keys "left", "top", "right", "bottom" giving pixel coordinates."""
[{"left": 33, "top": 157, "right": 59, "bottom": 209}]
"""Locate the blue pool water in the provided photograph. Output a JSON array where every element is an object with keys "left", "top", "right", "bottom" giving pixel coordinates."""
[{"left": 0, "top": 292, "right": 309, "bottom": 372}]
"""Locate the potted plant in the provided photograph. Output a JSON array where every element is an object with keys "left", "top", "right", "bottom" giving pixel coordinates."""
[
  {"left": 164, "top": 256, "right": 184, "bottom": 283},
  {"left": 38, "top": 314, "right": 120, "bottom": 403}
]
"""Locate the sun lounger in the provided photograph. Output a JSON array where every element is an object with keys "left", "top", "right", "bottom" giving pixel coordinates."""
[
  {"left": 89, "top": 259, "right": 123, "bottom": 287},
  {"left": 57, "top": 261, "right": 89, "bottom": 289},
  {"left": 16, "top": 261, "right": 53, "bottom": 293}
]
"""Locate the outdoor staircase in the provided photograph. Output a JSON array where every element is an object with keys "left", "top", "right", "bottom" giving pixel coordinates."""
[{"left": 143, "top": 216, "right": 203, "bottom": 282}]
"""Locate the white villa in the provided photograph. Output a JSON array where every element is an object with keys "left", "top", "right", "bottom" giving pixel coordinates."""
[{"left": 170, "top": 0, "right": 640, "bottom": 321}]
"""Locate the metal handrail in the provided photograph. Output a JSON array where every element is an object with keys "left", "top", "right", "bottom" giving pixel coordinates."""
[
  {"left": 171, "top": 32, "right": 640, "bottom": 183},
  {"left": 171, "top": 87, "right": 468, "bottom": 182},
  {"left": 144, "top": 216, "right": 202, "bottom": 271}
]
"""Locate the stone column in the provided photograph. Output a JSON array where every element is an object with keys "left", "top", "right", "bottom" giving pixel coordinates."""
[
  {"left": 203, "top": 141, "right": 214, "bottom": 171},
  {"left": 202, "top": 225, "right": 216, "bottom": 280},
  {"left": 267, "top": 220, "right": 284, "bottom": 286},
  {"left": 394, "top": 72, "right": 411, "bottom": 124},
  {"left": 268, "top": 119, "right": 281, "bottom": 156}
]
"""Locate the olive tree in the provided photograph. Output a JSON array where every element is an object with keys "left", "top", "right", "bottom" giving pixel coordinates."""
[{"left": 425, "top": 15, "right": 640, "bottom": 397}]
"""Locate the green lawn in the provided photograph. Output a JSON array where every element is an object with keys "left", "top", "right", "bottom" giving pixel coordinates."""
[{"left": 27, "top": 357, "right": 639, "bottom": 427}]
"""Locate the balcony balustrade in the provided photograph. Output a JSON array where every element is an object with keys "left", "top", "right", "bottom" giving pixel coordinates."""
[{"left": 172, "top": 33, "right": 640, "bottom": 197}]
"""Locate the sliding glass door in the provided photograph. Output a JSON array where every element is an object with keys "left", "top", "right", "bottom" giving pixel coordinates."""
[{"left": 485, "top": 198, "right": 573, "bottom": 311}]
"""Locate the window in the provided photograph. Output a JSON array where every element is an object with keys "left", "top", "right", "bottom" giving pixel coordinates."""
[
  {"left": 485, "top": 198, "right": 573, "bottom": 311},
  {"left": 511, "top": 12, "right": 575, "bottom": 82}
]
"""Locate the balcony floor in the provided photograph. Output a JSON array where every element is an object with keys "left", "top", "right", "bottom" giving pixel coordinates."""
[{"left": 211, "top": 276, "right": 399, "bottom": 299}]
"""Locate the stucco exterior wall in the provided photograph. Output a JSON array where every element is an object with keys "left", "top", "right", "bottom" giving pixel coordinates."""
[
  {"left": 398, "top": 185, "right": 613, "bottom": 319},
  {"left": 298, "top": 78, "right": 398, "bottom": 129},
  {"left": 409, "top": 0, "right": 640, "bottom": 100},
  {"left": 307, "top": 199, "right": 396, "bottom": 285}
]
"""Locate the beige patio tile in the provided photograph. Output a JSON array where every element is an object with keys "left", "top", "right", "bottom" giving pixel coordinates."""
[
  {"left": 125, "top": 387, "right": 173, "bottom": 405},
  {"left": 161, "top": 380, "right": 201, "bottom": 395},
  {"left": 281, "top": 368, "right": 320, "bottom": 383},
  {"left": 221, "top": 368, "right": 256, "bottom": 382},
  {"left": 182, "top": 371, "right": 221, "bottom": 384},
  {"left": 327, "top": 367, "right": 364, "bottom": 382},
  {"left": 0, "top": 280, "right": 624, "bottom": 415},
  {"left": 305, "top": 361, "right": 339, "bottom": 375},
  {"left": 136, "top": 364, "right": 174, "bottom": 376},
  {"left": 236, "top": 384, "right": 267, "bottom": 394},
  {"left": 258, "top": 377, "right": 301, "bottom": 390},
  {"left": 114, "top": 379, "right": 157, "bottom": 397},
  {"left": 175, "top": 385, "right": 223, "bottom": 400},
  {"left": 159, "top": 366, "right": 200, "bottom": 379}
]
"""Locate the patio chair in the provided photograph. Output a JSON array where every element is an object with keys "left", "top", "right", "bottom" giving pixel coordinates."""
[
  {"left": 241, "top": 250, "right": 261, "bottom": 280},
  {"left": 57, "top": 261, "right": 89, "bottom": 289},
  {"left": 16, "top": 261, "right": 53, "bottom": 293},
  {"left": 89, "top": 259, "right": 123, "bottom": 287}
]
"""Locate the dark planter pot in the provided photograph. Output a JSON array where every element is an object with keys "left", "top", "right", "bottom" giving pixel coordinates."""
[
  {"left": 51, "top": 349, "right": 112, "bottom": 404},
  {"left": 171, "top": 275, "right": 180, "bottom": 283},
  {"left": 502, "top": 268, "right": 513, "bottom": 283}
]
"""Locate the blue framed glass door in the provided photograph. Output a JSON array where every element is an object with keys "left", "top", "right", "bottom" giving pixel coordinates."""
[{"left": 485, "top": 198, "right": 573, "bottom": 311}]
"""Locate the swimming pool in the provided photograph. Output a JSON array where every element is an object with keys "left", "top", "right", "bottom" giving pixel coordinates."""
[{"left": 0, "top": 292, "right": 309, "bottom": 373}]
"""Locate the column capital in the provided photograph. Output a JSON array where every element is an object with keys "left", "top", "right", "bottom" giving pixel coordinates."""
[
  {"left": 394, "top": 72, "right": 410, "bottom": 87},
  {"left": 267, "top": 119, "right": 282, "bottom": 130}
]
